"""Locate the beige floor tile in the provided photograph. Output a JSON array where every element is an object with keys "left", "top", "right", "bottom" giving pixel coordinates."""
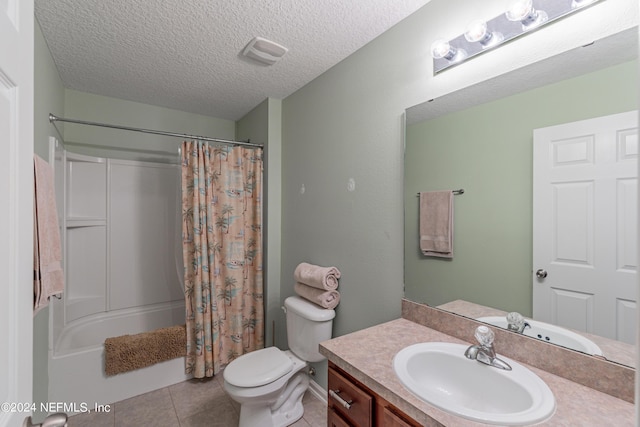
[
  {"left": 169, "top": 377, "right": 229, "bottom": 421},
  {"left": 114, "top": 388, "right": 178, "bottom": 427},
  {"left": 290, "top": 417, "right": 312, "bottom": 427},
  {"left": 179, "top": 397, "right": 239, "bottom": 427},
  {"left": 300, "top": 392, "right": 327, "bottom": 427},
  {"left": 67, "top": 409, "right": 115, "bottom": 427}
]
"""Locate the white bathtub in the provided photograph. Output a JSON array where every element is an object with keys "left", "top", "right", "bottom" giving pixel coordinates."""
[{"left": 48, "top": 301, "right": 191, "bottom": 409}]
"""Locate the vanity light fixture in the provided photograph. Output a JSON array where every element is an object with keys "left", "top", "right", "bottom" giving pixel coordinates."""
[{"left": 432, "top": 0, "right": 604, "bottom": 74}]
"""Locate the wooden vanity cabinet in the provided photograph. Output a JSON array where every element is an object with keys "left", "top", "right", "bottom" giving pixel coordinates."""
[{"left": 328, "top": 362, "right": 421, "bottom": 427}]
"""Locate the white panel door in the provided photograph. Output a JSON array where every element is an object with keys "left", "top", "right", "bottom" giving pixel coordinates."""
[
  {"left": 0, "top": 0, "right": 34, "bottom": 426},
  {"left": 533, "top": 111, "right": 638, "bottom": 342}
]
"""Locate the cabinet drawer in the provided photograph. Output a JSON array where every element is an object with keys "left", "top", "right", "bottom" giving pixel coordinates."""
[
  {"left": 381, "top": 406, "right": 421, "bottom": 427},
  {"left": 328, "top": 367, "right": 373, "bottom": 427},
  {"left": 328, "top": 407, "right": 352, "bottom": 427}
]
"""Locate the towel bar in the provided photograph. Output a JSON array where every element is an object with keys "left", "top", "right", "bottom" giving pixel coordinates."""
[{"left": 416, "top": 189, "right": 464, "bottom": 196}]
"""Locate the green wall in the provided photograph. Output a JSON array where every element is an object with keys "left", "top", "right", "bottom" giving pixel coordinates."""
[{"left": 404, "top": 60, "right": 638, "bottom": 315}]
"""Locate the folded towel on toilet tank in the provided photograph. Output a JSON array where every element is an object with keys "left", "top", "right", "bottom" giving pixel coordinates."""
[
  {"left": 294, "top": 282, "right": 340, "bottom": 309},
  {"left": 293, "top": 262, "right": 341, "bottom": 290}
]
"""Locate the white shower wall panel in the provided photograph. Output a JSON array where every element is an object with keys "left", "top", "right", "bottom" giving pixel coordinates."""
[
  {"left": 108, "top": 160, "right": 182, "bottom": 310},
  {"left": 65, "top": 225, "right": 107, "bottom": 322},
  {"left": 66, "top": 155, "right": 106, "bottom": 218}
]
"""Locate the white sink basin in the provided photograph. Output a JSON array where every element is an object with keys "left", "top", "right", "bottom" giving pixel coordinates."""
[
  {"left": 477, "top": 316, "right": 603, "bottom": 356},
  {"left": 393, "top": 342, "right": 555, "bottom": 425}
]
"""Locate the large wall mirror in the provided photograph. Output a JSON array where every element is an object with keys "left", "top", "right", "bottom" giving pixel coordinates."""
[{"left": 404, "top": 28, "right": 638, "bottom": 368}]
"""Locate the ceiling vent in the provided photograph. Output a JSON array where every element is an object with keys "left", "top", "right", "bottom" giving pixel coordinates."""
[{"left": 242, "top": 37, "right": 288, "bottom": 66}]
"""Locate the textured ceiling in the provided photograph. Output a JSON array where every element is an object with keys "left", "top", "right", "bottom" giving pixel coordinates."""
[{"left": 35, "top": 0, "right": 431, "bottom": 121}]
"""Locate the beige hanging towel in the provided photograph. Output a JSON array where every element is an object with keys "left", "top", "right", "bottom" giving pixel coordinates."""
[
  {"left": 33, "top": 155, "right": 64, "bottom": 314},
  {"left": 419, "top": 191, "right": 454, "bottom": 258}
]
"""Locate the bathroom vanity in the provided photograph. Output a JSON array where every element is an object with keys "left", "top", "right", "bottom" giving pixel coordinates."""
[
  {"left": 328, "top": 362, "right": 422, "bottom": 427},
  {"left": 319, "top": 299, "right": 635, "bottom": 426}
]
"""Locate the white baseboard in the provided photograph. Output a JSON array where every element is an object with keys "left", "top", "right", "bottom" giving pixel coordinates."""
[{"left": 307, "top": 378, "right": 327, "bottom": 405}]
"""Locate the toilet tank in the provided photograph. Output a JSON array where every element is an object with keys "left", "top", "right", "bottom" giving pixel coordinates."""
[{"left": 284, "top": 296, "right": 335, "bottom": 363}]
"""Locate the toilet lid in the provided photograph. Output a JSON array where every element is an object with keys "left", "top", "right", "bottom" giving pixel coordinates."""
[{"left": 224, "top": 347, "right": 294, "bottom": 388}]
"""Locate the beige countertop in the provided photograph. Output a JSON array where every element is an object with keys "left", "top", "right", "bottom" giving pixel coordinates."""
[{"left": 319, "top": 318, "right": 635, "bottom": 426}]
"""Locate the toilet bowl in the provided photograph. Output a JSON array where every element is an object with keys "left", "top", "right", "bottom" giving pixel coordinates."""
[
  {"left": 224, "top": 348, "right": 309, "bottom": 427},
  {"left": 223, "top": 296, "right": 335, "bottom": 427}
]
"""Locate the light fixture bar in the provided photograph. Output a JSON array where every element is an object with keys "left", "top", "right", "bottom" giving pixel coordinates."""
[{"left": 432, "top": 0, "right": 604, "bottom": 74}]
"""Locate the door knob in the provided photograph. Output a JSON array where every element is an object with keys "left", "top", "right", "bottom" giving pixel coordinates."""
[{"left": 536, "top": 269, "right": 548, "bottom": 279}]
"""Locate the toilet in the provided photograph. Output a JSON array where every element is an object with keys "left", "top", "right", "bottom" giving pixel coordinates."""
[{"left": 223, "top": 296, "right": 335, "bottom": 427}]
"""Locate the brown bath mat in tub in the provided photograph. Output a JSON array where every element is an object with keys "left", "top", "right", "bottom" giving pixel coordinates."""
[{"left": 104, "top": 325, "right": 186, "bottom": 376}]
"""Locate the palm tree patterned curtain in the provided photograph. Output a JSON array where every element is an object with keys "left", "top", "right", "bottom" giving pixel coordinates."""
[{"left": 181, "top": 140, "right": 264, "bottom": 378}]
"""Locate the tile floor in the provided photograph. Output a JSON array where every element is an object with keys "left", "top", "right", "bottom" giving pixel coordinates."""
[{"left": 67, "top": 373, "right": 327, "bottom": 427}]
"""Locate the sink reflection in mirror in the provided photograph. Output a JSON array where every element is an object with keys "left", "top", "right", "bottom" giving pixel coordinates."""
[
  {"left": 438, "top": 300, "right": 635, "bottom": 368},
  {"left": 477, "top": 316, "right": 604, "bottom": 356},
  {"left": 393, "top": 342, "right": 556, "bottom": 426}
]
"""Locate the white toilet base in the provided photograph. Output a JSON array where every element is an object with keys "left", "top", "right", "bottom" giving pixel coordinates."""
[{"left": 238, "top": 372, "right": 309, "bottom": 427}]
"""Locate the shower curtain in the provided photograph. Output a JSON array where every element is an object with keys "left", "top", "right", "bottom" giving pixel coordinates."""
[{"left": 181, "top": 140, "right": 264, "bottom": 378}]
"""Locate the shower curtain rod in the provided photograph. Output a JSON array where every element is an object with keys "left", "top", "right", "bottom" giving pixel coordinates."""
[{"left": 48, "top": 113, "right": 263, "bottom": 148}]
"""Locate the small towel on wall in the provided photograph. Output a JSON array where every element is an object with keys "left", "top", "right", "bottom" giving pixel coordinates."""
[
  {"left": 294, "top": 262, "right": 341, "bottom": 290},
  {"left": 33, "top": 155, "right": 64, "bottom": 313},
  {"left": 294, "top": 282, "right": 340, "bottom": 309},
  {"left": 419, "top": 191, "right": 454, "bottom": 258}
]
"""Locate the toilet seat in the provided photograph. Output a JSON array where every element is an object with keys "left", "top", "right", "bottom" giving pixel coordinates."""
[{"left": 224, "top": 347, "right": 294, "bottom": 388}]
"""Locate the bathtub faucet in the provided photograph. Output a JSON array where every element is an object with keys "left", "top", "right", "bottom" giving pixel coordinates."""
[{"left": 23, "top": 413, "right": 68, "bottom": 427}]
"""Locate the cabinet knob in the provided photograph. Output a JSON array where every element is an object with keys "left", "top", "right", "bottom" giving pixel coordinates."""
[{"left": 329, "top": 389, "right": 353, "bottom": 410}]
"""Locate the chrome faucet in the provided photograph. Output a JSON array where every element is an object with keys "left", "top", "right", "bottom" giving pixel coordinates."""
[
  {"left": 506, "top": 312, "right": 531, "bottom": 334},
  {"left": 464, "top": 326, "right": 512, "bottom": 371}
]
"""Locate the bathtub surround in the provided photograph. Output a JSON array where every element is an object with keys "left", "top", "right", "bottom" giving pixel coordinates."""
[
  {"left": 181, "top": 141, "right": 264, "bottom": 378},
  {"left": 104, "top": 325, "right": 187, "bottom": 376},
  {"left": 48, "top": 149, "right": 188, "bottom": 406}
]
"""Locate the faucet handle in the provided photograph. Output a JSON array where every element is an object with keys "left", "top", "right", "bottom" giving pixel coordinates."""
[
  {"left": 474, "top": 325, "right": 494, "bottom": 346},
  {"left": 507, "top": 312, "right": 525, "bottom": 331}
]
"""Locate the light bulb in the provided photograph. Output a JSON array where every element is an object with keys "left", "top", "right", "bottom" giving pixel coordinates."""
[
  {"left": 431, "top": 39, "right": 467, "bottom": 63},
  {"left": 464, "top": 20, "right": 504, "bottom": 49},
  {"left": 506, "top": 0, "right": 533, "bottom": 21},
  {"left": 431, "top": 39, "right": 453, "bottom": 59},
  {"left": 506, "top": 0, "right": 548, "bottom": 30},
  {"left": 464, "top": 20, "right": 489, "bottom": 43}
]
